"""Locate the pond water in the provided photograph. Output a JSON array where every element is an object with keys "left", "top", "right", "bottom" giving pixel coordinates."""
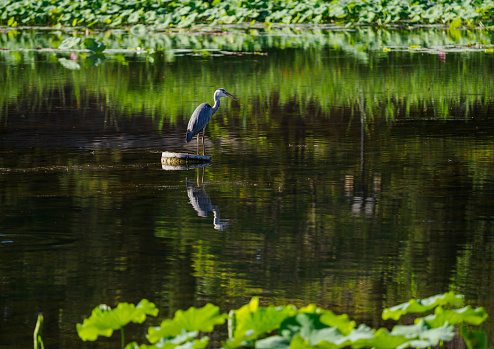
[{"left": 1, "top": 28, "right": 494, "bottom": 347}]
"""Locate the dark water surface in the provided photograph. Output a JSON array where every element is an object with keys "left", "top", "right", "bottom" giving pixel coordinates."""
[{"left": 1, "top": 29, "right": 494, "bottom": 347}]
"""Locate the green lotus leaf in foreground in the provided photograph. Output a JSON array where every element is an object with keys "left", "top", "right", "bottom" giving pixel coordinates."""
[
  {"left": 225, "top": 297, "right": 295, "bottom": 348},
  {"left": 77, "top": 299, "right": 159, "bottom": 341},
  {"left": 382, "top": 292, "right": 464, "bottom": 320},
  {"left": 318, "top": 309, "right": 356, "bottom": 336},
  {"left": 256, "top": 321, "right": 410, "bottom": 349},
  {"left": 255, "top": 318, "right": 455, "bottom": 349},
  {"left": 147, "top": 303, "right": 227, "bottom": 344},
  {"left": 229, "top": 302, "right": 357, "bottom": 349},
  {"left": 280, "top": 313, "right": 340, "bottom": 344},
  {"left": 394, "top": 322, "right": 455, "bottom": 348},
  {"left": 461, "top": 327, "right": 487, "bottom": 349},
  {"left": 76, "top": 294, "right": 488, "bottom": 349},
  {"left": 391, "top": 320, "right": 456, "bottom": 347},
  {"left": 136, "top": 330, "right": 209, "bottom": 349},
  {"left": 421, "top": 306, "right": 488, "bottom": 328}
]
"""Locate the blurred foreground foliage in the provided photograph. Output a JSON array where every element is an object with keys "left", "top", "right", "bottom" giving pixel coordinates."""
[{"left": 76, "top": 293, "right": 487, "bottom": 349}]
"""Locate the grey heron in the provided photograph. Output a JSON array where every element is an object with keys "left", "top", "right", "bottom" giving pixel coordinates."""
[{"left": 186, "top": 88, "right": 237, "bottom": 155}]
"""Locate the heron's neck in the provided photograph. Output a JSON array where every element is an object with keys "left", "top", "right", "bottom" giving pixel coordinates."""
[{"left": 211, "top": 95, "right": 220, "bottom": 115}]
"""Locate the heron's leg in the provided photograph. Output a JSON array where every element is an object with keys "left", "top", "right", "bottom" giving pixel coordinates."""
[
  {"left": 196, "top": 134, "right": 200, "bottom": 154},
  {"left": 202, "top": 128, "right": 206, "bottom": 156}
]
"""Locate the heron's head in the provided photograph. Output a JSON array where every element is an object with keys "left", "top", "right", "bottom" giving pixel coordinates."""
[{"left": 215, "top": 88, "right": 237, "bottom": 101}]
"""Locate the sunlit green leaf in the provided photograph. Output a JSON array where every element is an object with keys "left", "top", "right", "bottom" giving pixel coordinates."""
[
  {"left": 306, "top": 308, "right": 355, "bottom": 336},
  {"left": 391, "top": 319, "right": 455, "bottom": 346},
  {"left": 391, "top": 320, "right": 429, "bottom": 338},
  {"left": 147, "top": 304, "right": 226, "bottom": 344},
  {"left": 140, "top": 331, "right": 209, "bottom": 349},
  {"left": 338, "top": 324, "right": 376, "bottom": 348},
  {"left": 73, "top": 294, "right": 487, "bottom": 349},
  {"left": 77, "top": 299, "right": 158, "bottom": 341},
  {"left": 365, "top": 328, "right": 410, "bottom": 349},
  {"left": 226, "top": 298, "right": 294, "bottom": 348},
  {"left": 125, "top": 342, "right": 140, "bottom": 349},
  {"left": 421, "top": 306, "right": 488, "bottom": 328},
  {"left": 255, "top": 335, "right": 290, "bottom": 349},
  {"left": 279, "top": 313, "right": 332, "bottom": 343},
  {"left": 289, "top": 334, "right": 320, "bottom": 349},
  {"left": 382, "top": 292, "right": 464, "bottom": 320},
  {"left": 418, "top": 323, "right": 455, "bottom": 346}
]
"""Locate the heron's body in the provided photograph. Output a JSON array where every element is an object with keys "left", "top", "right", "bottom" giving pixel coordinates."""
[
  {"left": 186, "top": 88, "right": 237, "bottom": 155},
  {"left": 186, "top": 103, "right": 213, "bottom": 143}
]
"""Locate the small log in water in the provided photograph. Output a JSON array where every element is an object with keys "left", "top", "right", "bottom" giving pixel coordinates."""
[{"left": 161, "top": 151, "right": 212, "bottom": 165}]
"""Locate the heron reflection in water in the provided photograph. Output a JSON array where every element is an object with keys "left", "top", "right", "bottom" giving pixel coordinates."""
[
  {"left": 186, "top": 175, "right": 230, "bottom": 230},
  {"left": 186, "top": 88, "right": 237, "bottom": 155}
]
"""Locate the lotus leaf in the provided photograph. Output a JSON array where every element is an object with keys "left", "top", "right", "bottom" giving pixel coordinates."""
[
  {"left": 318, "top": 310, "right": 356, "bottom": 336},
  {"left": 391, "top": 320, "right": 430, "bottom": 338},
  {"left": 418, "top": 323, "right": 455, "bottom": 345},
  {"left": 255, "top": 335, "right": 291, "bottom": 349},
  {"left": 226, "top": 298, "right": 294, "bottom": 348},
  {"left": 84, "top": 38, "right": 106, "bottom": 53},
  {"left": 337, "top": 324, "right": 376, "bottom": 348},
  {"left": 361, "top": 328, "right": 410, "bottom": 349},
  {"left": 58, "top": 37, "right": 81, "bottom": 50},
  {"left": 75, "top": 294, "right": 487, "bottom": 349},
  {"left": 391, "top": 319, "right": 455, "bottom": 346},
  {"left": 254, "top": 319, "right": 451, "bottom": 349},
  {"left": 397, "top": 339, "right": 440, "bottom": 349},
  {"left": 77, "top": 299, "right": 158, "bottom": 341},
  {"left": 128, "top": 12, "right": 141, "bottom": 23},
  {"left": 461, "top": 327, "right": 487, "bottom": 349},
  {"left": 421, "top": 306, "right": 488, "bottom": 328},
  {"left": 382, "top": 292, "right": 464, "bottom": 320},
  {"left": 140, "top": 330, "right": 209, "bottom": 349},
  {"left": 147, "top": 304, "right": 226, "bottom": 344},
  {"left": 279, "top": 313, "right": 335, "bottom": 343}
]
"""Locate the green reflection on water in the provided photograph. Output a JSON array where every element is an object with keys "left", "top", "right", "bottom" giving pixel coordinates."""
[{"left": 1, "top": 28, "right": 494, "bottom": 127}]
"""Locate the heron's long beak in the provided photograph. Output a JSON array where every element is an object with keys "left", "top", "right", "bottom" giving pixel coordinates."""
[{"left": 226, "top": 92, "right": 237, "bottom": 101}]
